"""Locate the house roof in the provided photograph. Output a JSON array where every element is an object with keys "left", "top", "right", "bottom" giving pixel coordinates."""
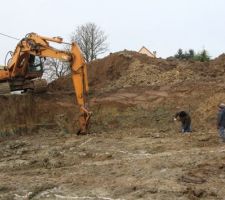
[{"left": 138, "top": 46, "right": 156, "bottom": 57}]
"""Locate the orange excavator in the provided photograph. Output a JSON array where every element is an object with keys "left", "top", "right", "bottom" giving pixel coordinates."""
[{"left": 0, "top": 33, "right": 91, "bottom": 134}]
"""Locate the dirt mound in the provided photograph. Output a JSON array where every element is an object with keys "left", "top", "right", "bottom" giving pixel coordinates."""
[
  {"left": 49, "top": 51, "right": 225, "bottom": 93},
  {"left": 28, "top": 51, "right": 225, "bottom": 134},
  {"left": 212, "top": 53, "right": 225, "bottom": 65},
  {"left": 48, "top": 75, "right": 73, "bottom": 92},
  {"left": 48, "top": 51, "right": 141, "bottom": 92},
  {"left": 1, "top": 51, "right": 225, "bottom": 135}
]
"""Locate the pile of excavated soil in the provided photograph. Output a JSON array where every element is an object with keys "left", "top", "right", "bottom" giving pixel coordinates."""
[
  {"left": 48, "top": 51, "right": 225, "bottom": 93},
  {"left": 1, "top": 51, "right": 225, "bottom": 135},
  {"left": 45, "top": 51, "right": 225, "bottom": 133}
]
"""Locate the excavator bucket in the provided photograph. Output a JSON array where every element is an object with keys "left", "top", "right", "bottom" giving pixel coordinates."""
[{"left": 77, "top": 106, "right": 92, "bottom": 135}]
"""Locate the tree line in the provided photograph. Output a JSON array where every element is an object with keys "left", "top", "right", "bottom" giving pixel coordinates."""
[{"left": 174, "top": 48, "right": 210, "bottom": 62}]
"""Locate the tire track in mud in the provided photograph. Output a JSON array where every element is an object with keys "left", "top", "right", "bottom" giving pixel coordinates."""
[{"left": 81, "top": 146, "right": 225, "bottom": 166}]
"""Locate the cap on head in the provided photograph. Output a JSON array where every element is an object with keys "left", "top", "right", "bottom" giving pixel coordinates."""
[{"left": 218, "top": 103, "right": 225, "bottom": 108}]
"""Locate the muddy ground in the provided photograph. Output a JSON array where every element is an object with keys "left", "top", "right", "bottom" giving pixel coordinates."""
[
  {"left": 1, "top": 127, "right": 225, "bottom": 200},
  {"left": 1, "top": 52, "right": 225, "bottom": 199}
]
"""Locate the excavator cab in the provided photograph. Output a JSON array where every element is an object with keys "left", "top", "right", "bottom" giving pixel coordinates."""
[{"left": 26, "top": 55, "right": 44, "bottom": 79}]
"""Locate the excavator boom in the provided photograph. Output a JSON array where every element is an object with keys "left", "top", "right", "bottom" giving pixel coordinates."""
[{"left": 0, "top": 33, "right": 91, "bottom": 134}]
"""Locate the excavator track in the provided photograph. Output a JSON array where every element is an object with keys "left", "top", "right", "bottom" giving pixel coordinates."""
[
  {"left": 0, "top": 82, "right": 11, "bottom": 95},
  {"left": 32, "top": 79, "right": 48, "bottom": 93}
]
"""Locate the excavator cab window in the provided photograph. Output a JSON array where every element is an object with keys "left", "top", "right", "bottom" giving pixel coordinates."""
[{"left": 28, "top": 55, "right": 43, "bottom": 72}]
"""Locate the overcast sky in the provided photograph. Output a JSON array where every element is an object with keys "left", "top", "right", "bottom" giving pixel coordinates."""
[{"left": 0, "top": 0, "right": 225, "bottom": 64}]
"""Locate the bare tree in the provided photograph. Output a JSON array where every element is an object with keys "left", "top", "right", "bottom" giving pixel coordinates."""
[
  {"left": 71, "top": 23, "right": 108, "bottom": 62},
  {"left": 42, "top": 23, "right": 108, "bottom": 81},
  {"left": 43, "top": 58, "right": 70, "bottom": 82}
]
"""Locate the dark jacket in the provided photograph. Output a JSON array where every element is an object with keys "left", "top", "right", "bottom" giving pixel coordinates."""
[
  {"left": 217, "top": 108, "right": 225, "bottom": 128},
  {"left": 175, "top": 111, "right": 191, "bottom": 129}
]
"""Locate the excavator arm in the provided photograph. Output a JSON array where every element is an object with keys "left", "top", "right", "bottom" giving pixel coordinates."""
[
  {"left": 70, "top": 43, "right": 91, "bottom": 134},
  {"left": 0, "top": 33, "right": 91, "bottom": 134}
]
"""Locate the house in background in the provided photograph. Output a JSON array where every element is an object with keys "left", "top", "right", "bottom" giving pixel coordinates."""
[{"left": 138, "top": 46, "right": 156, "bottom": 58}]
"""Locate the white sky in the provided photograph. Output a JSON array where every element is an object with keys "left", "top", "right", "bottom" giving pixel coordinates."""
[{"left": 0, "top": 0, "right": 225, "bottom": 64}]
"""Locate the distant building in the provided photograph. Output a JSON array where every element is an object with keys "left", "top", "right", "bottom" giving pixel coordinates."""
[{"left": 138, "top": 46, "right": 156, "bottom": 58}]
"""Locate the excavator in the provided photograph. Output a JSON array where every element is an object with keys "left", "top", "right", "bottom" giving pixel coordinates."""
[{"left": 0, "top": 32, "right": 91, "bottom": 134}]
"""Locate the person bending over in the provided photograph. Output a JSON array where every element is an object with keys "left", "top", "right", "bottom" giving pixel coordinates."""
[{"left": 174, "top": 111, "right": 191, "bottom": 133}]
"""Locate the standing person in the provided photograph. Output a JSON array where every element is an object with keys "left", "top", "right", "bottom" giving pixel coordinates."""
[
  {"left": 174, "top": 111, "right": 191, "bottom": 133},
  {"left": 217, "top": 103, "right": 225, "bottom": 142}
]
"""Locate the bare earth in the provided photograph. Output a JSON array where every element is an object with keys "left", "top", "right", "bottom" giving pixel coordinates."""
[
  {"left": 0, "top": 127, "right": 225, "bottom": 200},
  {"left": 1, "top": 51, "right": 225, "bottom": 199}
]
